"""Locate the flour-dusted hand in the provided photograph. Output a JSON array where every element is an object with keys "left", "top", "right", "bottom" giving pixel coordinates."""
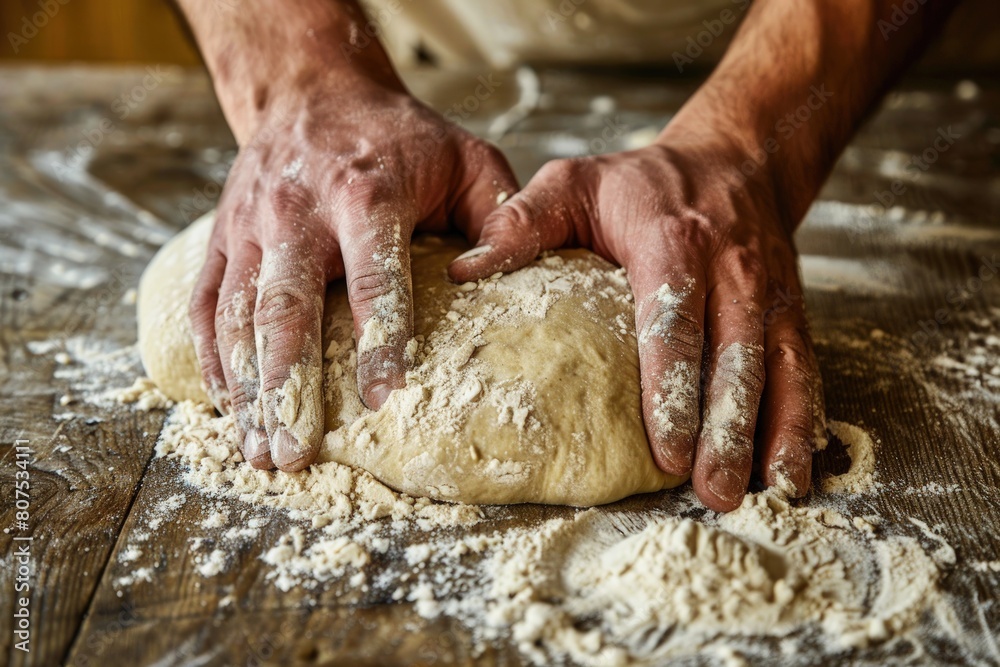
[
  {"left": 450, "top": 137, "right": 824, "bottom": 511},
  {"left": 180, "top": 0, "right": 517, "bottom": 471},
  {"left": 451, "top": 0, "right": 959, "bottom": 511}
]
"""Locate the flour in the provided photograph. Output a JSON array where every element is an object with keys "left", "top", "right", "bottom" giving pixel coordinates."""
[
  {"left": 972, "top": 560, "right": 1000, "bottom": 573},
  {"left": 395, "top": 491, "right": 948, "bottom": 666},
  {"left": 114, "top": 376, "right": 173, "bottom": 411},
  {"left": 145, "top": 493, "right": 186, "bottom": 531},
  {"left": 700, "top": 343, "right": 762, "bottom": 457},
  {"left": 154, "top": 401, "right": 483, "bottom": 530},
  {"left": 106, "top": 231, "right": 983, "bottom": 663},
  {"left": 273, "top": 361, "right": 323, "bottom": 455},
  {"left": 822, "top": 420, "right": 880, "bottom": 494},
  {"left": 637, "top": 280, "right": 692, "bottom": 347},
  {"left": 135, "top": 386, "right": 962, "bottom": 664},
  {"left": 196, "top": 549, "right": 228, "bottom": 577},
  {"left": 649, "top": 360, "right": 697, "bottom": 442},
  {"left": 262, "top": 529, "right": 370, "bottom": 592}
]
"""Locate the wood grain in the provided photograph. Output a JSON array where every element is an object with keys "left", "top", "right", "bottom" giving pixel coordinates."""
[{"left": 1, "top": 67, "right": 999, "bottom": 666}]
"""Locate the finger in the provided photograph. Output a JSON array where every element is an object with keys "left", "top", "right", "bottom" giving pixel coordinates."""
[
  {"left": 628, "top": 252, "right": 706, "bottom": 477},
  {"left": 692, "top": 252, "right": 767, "bottom": 512},
  {"left": 189, "top": 245, "right": 230, "bottom": 415},
  {"left": 448, "top": 141, "right": 519, "bottom": 240},
  {"left": 214, "top": 242, "right": 270, "bottom": 469},
  {"left": 757, "top": 280, "right": 821, "bottom": 497},
  {"left": 254, "top": 237, "right": 326, "bottom": 472},
  {"left": 448, "top": 158, "right": 588, "bottom": 282},
  {"left": 340, "top": 206, "right": 416, "bottom": 411}
]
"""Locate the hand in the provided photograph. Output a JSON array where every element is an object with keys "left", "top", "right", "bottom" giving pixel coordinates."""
[
  {"left": 449, "top": 130, "right": 826, "bottom": 512},
  {"left": 189, "top": 72, "right": 518, "bottom": 472}
]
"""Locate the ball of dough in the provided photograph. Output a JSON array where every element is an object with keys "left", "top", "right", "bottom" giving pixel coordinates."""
[{"left": 138, "top": 213, "right": 686, "bottom": 506}]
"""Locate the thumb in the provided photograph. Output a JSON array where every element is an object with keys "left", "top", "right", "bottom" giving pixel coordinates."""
[{"left": 449, "top": 157, "right": 582, "bottom": 283}]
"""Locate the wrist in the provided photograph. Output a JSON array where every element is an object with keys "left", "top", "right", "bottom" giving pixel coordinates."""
[
  {"left": 181, "top": 0, "right": 402, "bottom": 145},
  {"left": 658, "top": 80, "right": 835, "bottom": 230}
]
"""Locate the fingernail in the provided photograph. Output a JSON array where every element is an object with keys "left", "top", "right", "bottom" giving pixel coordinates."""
[
  {"left": 271, "top": 428, "right": 311, "bottom": 472},
  {"left": 244, "top": 429, "right": 273, "bottom": 470},
  {"left": 707, "top": 468, "right": 742, "bottom": 506},
  {"left": 771, "top": 461, "right": 809, "bottom": 497},
  {"left": 454, "top": 245, "right": 492, "bottom": 262},
  {"left": 366, "top": 382, "right": 394, "bottom": 410},
  {"left": 653, "top": 444, "right": 693, "bottom": 477}
]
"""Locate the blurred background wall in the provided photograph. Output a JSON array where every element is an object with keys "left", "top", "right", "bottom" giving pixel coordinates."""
[
  {"left": 0, "top": 0, "right": 998, "bottom": 73},
  {"left": 1, "top": 0, "right": 201, "bottom": 65}
]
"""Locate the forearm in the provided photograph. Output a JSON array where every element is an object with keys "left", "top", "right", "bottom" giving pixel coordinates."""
[
  {"left": 176, "top": 0, "right": 399, "bottom": 144},
  {"left": 661, "top": 0, "right": 959, "bottom": 227}
]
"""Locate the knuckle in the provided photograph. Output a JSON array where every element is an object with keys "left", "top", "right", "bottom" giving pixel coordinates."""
[
  {"left": 778, "top": 419, "right": 816, "bottom": 448},
  {"left": 228, "top": 383, "right": 254, "bottom": 412},
  {"left": 268, "top": 180, "right": 315, "bottom": 221},
  {"left": 762, "top": 285, "right": 807, "bottom": 330},
  {"left": 348, "top": 268, "right": 398, "bottom": 307},
  {"left": 500, "top": 195, "right": 542, "bottom": 228},
  {"left": 668, "top": 309, "right": 705, "bottom": 356},
  {"left": 714, "top": 344, "right": 766, "bottom": 397},
  {"left": 477, "top": 141, "right": 510, "bottom": 172},
  {"left": 338, "top": 181, "right": 413, "bottom": 232},
  {"left": 537, "top": 157, "right": 584, "bottom": 184},
  {"left": 189, "top": 287, "right": 218, "bottom": 333},
  {"left": 767, "top": 333, "right": 814, "bottom": 373},
  {"left": 723, "top": 245, "right": 768, "bottom": 296},
  {"left": 640, "top": 304, "right": 704, "bottom": 360},
  {"left": 254, "top": 282, "right": 316, "bottom": 330},
  {"left": 659, "top": 214, "right": 716, "bottom": 251},
  {"left": 214, "top": 305, "right": 243, "bottom": 344},
  {"left": 214, "top": 286, "right": 257, "bottom": 343}
]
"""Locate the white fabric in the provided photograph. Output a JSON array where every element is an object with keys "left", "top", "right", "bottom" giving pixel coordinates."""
[{"left": 362, "top": 0, "right": 747, "bottom": 69}]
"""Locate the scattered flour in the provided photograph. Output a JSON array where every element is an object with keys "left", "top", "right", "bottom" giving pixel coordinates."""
[
  {"left": 125, "top": 396, "right": 962, "bottom": 664},
  {"left": 823, "top": 420, "right": 880, "bottom": 494},
  {"left": 972, "top": 560, "right": 1000, "bottom": 573},
  {"left": 96, "top": 245, "right": 990, "bottom": 664},
  {"left": 197, "top": 549, "right": 228, "bottom": 577},
  {"left": 113, "top": 376, "right": 174, "bottom": 411},
  {"left": 402, "top": 491, "right": 948, "bottom": 665}
]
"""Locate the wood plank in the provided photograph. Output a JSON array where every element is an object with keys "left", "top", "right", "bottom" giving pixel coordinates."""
[{"left": 3, "top": 66, "right": 1000, "bottom": 666}]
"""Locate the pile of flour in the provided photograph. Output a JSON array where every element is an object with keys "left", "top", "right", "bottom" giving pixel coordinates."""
[{"left": 142, "top": 396, "right": 956, "bottom": 665}]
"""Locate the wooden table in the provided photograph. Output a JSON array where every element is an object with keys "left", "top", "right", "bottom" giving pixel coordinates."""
[{"left": 1, "top": 66, "right": 998, "bottom": 666}]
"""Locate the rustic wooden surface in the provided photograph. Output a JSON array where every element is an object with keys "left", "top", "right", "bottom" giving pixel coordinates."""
[{"left": 0, "top": 66, "right": 998, "bottom": 667}]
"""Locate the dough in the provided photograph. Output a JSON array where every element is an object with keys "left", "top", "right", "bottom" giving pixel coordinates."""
[{"left": 138, "top": 213, "right": 686, "bottom": 506}]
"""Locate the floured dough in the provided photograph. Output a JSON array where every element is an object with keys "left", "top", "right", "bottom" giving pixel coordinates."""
[{"left": 138, "top": 213, "right": 685, "bottom": 506}]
